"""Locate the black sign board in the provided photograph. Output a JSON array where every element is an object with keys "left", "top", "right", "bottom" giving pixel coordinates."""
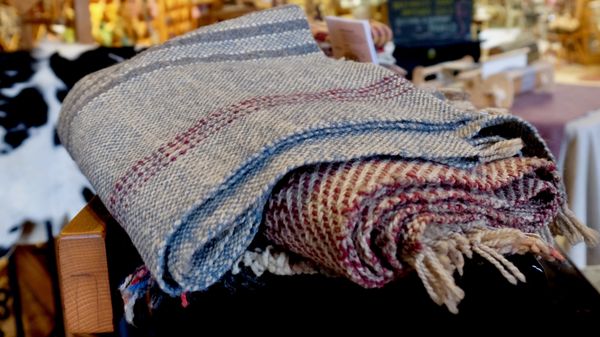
[{"left": 388, "top": 0, "right": 473, "bottom": 46}]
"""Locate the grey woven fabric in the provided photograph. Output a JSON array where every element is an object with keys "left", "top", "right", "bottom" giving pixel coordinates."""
[{"left": 58, "top": 5, "right": 552, "bottom": 295}]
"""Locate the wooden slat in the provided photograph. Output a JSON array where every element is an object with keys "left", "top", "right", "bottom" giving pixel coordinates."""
[
  {"left": 57, "top": 197, "right": 113, "bottom": 334},
  {"left": 14, "top": 245, "right": 57, "bottom": 336}
]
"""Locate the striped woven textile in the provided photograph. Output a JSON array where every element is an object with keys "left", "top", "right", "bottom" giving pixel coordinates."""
[
  {"left": 264, "top": 157, "right": 595, "bottom": 312},
  {"left": 58, "top": 5, "right": 594, "bottom": 300}
]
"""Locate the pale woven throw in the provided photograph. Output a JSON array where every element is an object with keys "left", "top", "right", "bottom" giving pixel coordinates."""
[
  {"left": 57, "top": 5, "right": 590, "bottom": 296},
  {"left": 264, "top": 157, "right": 597, "bottom": 312}
]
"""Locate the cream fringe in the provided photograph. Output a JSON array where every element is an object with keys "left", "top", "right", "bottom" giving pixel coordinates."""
[
  {"left": 550, "top": 205, "right": 599, "bottom": 246},
  {"left": 231, "top": 246, "right": 318, "bottom": 277},
  {"left": 409, "top": 227, "right": 559, "bottom": 314},
  {"left": 411, "top": 205, "right": 599, "bottom": 314}
]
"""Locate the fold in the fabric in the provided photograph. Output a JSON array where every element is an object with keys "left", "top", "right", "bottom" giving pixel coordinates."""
[
  {"left": 264, "top": 157, "right": 597, "bottom": 312},
  {"left": 57, "top": 5, "right": 593, "bottom": 296}
]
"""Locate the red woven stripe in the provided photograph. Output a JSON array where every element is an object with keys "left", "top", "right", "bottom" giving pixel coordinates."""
[{"left": 107, "top": 75, "right": 412, "bottom": 218}]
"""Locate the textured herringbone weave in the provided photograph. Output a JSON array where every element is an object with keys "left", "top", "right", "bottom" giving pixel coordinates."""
[
  {"left": 57, "top": 5, "right": 589, "bottom": 296},
  {"left": 264, "top": 157, "right": 589, "bottom": 312}
]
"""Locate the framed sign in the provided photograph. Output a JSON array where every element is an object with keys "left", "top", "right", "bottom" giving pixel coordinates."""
[{"left": 387, "top": 0, "right": 473, "bottom": 46}]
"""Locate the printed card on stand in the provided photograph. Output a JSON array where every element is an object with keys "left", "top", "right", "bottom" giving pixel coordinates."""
[{"left": 325, "top": 16, "right": 378, "bottom": 64}]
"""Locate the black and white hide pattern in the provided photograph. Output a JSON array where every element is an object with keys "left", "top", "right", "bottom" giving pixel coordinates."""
[{"left": 0, "top": 42, "right": 139, "bottom": 249}]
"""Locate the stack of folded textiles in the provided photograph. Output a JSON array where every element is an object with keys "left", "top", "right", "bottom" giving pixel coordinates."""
[{"left": 57, "top": 5, "right": 597, "bottom": 323}]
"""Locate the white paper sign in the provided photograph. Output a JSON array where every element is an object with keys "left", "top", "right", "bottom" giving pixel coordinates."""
[{"left": 325, "top": 16, "right": 378, "bottom": 64}]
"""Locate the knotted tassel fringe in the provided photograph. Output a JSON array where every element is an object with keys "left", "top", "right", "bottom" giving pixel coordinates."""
[
  {"left": 550, "top": 205, "right": 599, "bottom": 246},
  {"left": 407, "top": 227, "right": 560, "bottom": 314},
  {"left": 119, "top": 265, "right": 154, "bottom": 325},
  {"left": 120, "top": 266, "right": 189, "bottom": 324},
  {"left": 231, "top": 246, "right": 318, "bottom": 277}
]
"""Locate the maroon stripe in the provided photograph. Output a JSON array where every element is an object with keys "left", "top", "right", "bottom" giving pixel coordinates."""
[{"left": 108, "top": 75, "right": 412, "bottom": 218}]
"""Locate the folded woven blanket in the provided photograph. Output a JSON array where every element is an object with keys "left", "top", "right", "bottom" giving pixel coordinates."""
[
  {"left": 264, "top": 157, "right": 592, "bottom": 312},
  {"left": 58, "top": 5, "right": 593, "bottom": 297}
]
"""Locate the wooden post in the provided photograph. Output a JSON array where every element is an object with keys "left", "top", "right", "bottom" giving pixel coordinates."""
[
  {"left": 57, "top": 197, "right": 113, "bottom": 334},
  {"left": 74, "top": 0, "right": 94, "bottom": 44}
]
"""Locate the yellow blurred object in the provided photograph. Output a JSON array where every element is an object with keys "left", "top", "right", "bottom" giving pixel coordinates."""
[
  {"left": 1, "top": 0, "right": 395, "bottom": 49},
  {"left": 548, "top": 0, "right": 600, "bottom": 64},
  {"left": 0, "top": 0, "right": 87, "bottom": 49},
  {"left": 0, "top": 255, "right": 16, "bottom": 337},
  {"left": 0, "top": 4, "right": 21, "bottom": 51},
  {"left": 88, "top": 0, "right": 207, "bottom": 46}
]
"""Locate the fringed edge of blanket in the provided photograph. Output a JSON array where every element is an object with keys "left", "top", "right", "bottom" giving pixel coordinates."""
[
  {"left": 231, "top": 246, "right": 319, "bottom": 277},
  {"left": 410, "top": 225, "right": 558, "bottom": 314},
  {"left": 120, "top": 204, "right": 599, "bottom": 323},
  {"left": 551, "top": 206, "right": 599, "bottom": 247},
  {"left": 411, "top": 204, "right": 599, "bottom": 313},
  {"left": 230, "top": 204, "right": 598, "bottom": 314}
]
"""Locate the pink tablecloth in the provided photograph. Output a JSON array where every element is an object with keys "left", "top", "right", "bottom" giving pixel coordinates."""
[{"left": 511, "top": 84, "right": 600, "bottom": 157}]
